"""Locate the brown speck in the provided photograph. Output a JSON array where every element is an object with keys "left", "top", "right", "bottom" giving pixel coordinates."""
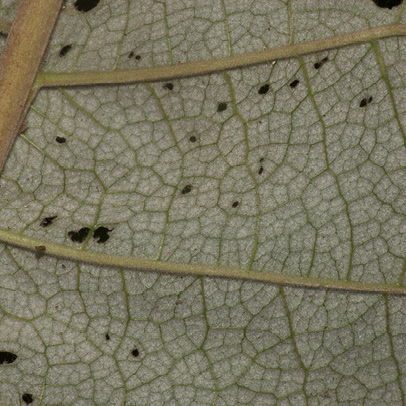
[
  {"left": 360, "top": 96, "right": 373, "bottom": 108},
  {"left": 40, "top": 215, "right": 57, "bottom": 228},
  {"left": 181, "top": 184, "right": 193, "bottom": 195},
  {"left": 59, "top": 44, "right": 72, "bottom": 57},
  {"left": 289, "top": 79, "right": 299, "bottom": 88},
  {"left": 314, "top": 56, "right": 328, "bottom": 70},
  {"left": 56, "top": 136, "right": 66, "bottom": 144}
]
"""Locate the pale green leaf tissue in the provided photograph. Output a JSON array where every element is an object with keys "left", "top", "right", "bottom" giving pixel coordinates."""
[{"left": 1, "top": 0, "right": 406, "bottom": 405}]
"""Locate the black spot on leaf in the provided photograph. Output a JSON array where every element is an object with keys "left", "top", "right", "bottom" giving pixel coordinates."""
[
  {"left": 35, "top": 245, "right": 46, "bottom": 259},
  {"left": 314, "top": 56, "right": 328, "bottom": 70},
  {"left": 22, "top": 393, "right": 33, "bottom": 404},
  {"left": 59, "top": 44, "right": 72, "bottom": 57},
  {"left": 68, "top": 227, "right": 90, "bottom": 243},
  {"left": 131, "top": 348, "right": 139, "bottom": 357},
  {"left": 372, "top": 0, "right": 403, "bottom": 8},
  {"left": 105, "top": 334, "right": 110, "bottom": 341},
  {"left": 360, "top": 96, "right": 373, "bottom": 107},
  {"left": 258, "top": 84, "right": 270, "bottom": 94},
  {"left": 290, "top": 79, "right": 299, "bottom": 88},
  {"left": 232, "top": 201, "right": 239, "bottom": 208},
  {"left": 40, "top": 216, "right": 57, "bottom": 228},
  {"left": 189, "top": 135, "right": 197, "bottom": 143},
  {"left": 0, "top": 351, "right": 17, "bottom": 364},
  {"left": 135, "top": 55, "right": 141, "bottom": 60},
  {"left": 55, "top": 136, "right": 66, "bottom": 144},
  {"left": 181, "top": 184, "right": 193, "bottom": 195},
  {"left": 258, "top": 166, "right": 264, "bottom": 175},
  {"left": 217, "top": 102, "right": 227, "bottom": 112},
  {"left": 128, "top": 51, "right": 134, "bottom": 58},
  {"left": 74, "top": 0, "right": 100, "bottom": 12},
  {"left": 164, "top": 83, "right": 174, "bottom": 90},
  {"left": 93, "top": 226, "right": 112, "bottom": 244}
]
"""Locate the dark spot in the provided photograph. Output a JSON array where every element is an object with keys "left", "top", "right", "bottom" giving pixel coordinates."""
[
  {"left": 56, "top": 136, "right": 66, "bottom": 144},
  {"left": 189, "top": 135, "right": 197, "bottom": 143},
  {"left": 232, "top": 201, "right": 239, "bottom": 208},
  {"left": 258, "top": 84, "right": 270, "bottom": 95},
  {"left": 105, "top": 334, "right": 110, "bottom": 341},
  {"left": 314, "top": 56, "right": 328, "bottom": 70},
  {"left": 68, "top": 227, "right": 90, "bottom": 243},
  {"left": 360, "top": 96, "right": 373, "bottom": 108},
  {"left": 40, "top": 216, "right": 57, "bottom": 228},
  {"left": 217, "top": 102, "right": 227, "bottom": 112},
  {"left": 128, "top": 51, "right": 134, "bottom": 58},
  {"left": 22, "top": 393, "right": 33, "bottom": 404},
  {"left": 35, "top": 246, "right": 46, "bottom": 259},
  {"left": 0, "top": 351, "right": 17, "bottom": 364},
  {"left": 59, "top": 44, "right": 72, "bottom": 57},
  {"left": 372, "top": 0, "right": 403, "bottom": 8},
  {"left": 131, "top": 348, "right": 139, "bottom": 357},
  {"left": 181, "top": 184, "right": 193, "bottom": 195},
  {"left": 74, "top": 0, "right": 100, "bottom": 12},
  {"left": 135, "top": 55, "right": 141, "bottom": 60},
  {"left": 290, "top": 79, "right": 299, "bottom": 88},
  {"left": 259, "top": 157, "right": 264, "bottom": 163},
  {"left": 164, "top": 83, "right": 174, "bottom": 91},
  {"left": 258, "top": 166, "right": 264, "bottom": 175},
  {"left": 93, "top": 226, "right": 113, "bottom": 244}
]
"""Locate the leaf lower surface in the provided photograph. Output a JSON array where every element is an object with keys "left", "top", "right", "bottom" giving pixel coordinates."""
[{"left": 1, "top": 0, "right": 406, "bottom": 405}]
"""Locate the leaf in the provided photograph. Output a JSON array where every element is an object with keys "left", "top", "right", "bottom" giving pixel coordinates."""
[{"left": 1, "top": 0, "right": 406, "bottom": 404}]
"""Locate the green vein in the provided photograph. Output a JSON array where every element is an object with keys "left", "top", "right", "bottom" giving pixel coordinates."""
[
  {"left": 298, "top": 56, "right": 355, "bottom": 282},
  {"left": 385, "top": 295, "right": 405, "bottom": 404},
  {"left": 222, "top": 71, "right": 260, "bottom": 270},
  {"left": 280, "top": 287, "right": 308, "bottom": 405},
  {"left": 1, "top": 227, "right": 406, "bottom": 294},
  {"left": 145, "top": 83, "right": 183, "bottom": 261},
  {"left": 220, "top": 0, "right": 232, "bottom": 56},
  {"left": 372, "top": 39, "right": 406, "bottom": 148},
  {"left": 286, "top": 0, "right": 294, "bottom": 45},
  {"left": 163, "top": 2, "right": 173, "bottom": 65},
  {"left": 35, "top": 24, "right": 406, "bottom": 88}
]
